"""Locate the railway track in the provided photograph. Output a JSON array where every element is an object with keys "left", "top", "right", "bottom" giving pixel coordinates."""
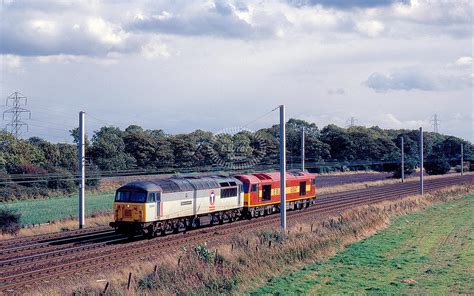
[
  {"left": 0, "top": 226, "right": 112, "bottom": 250},
  {"left": 0, "top": 174, "right": 471, "bottom": 293}
]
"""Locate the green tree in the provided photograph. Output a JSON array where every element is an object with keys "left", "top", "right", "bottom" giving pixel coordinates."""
[
  {"left": 91, "top": 127, "right": 135, "bottom": 171},
  {"left": 320, "top": 124, "right": 355, "bottom": 161}
]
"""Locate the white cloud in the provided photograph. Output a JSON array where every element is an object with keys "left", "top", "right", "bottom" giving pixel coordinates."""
[
  {"left": 29, "top": 20, "right": 58, "bottom": 36},
  {"left": 355, "top": 20, "right": 384, "bottom": 37},
  {"left": 141, "top": 39, "right": 171, "bottom": 59},
  {"left": 1, "top": 0, "right": 472, "bottom": 142},
  {"left": 364, "top": 67, "right": 472, "bottom": 92},
  {"left": 454, "top": 56, "right": 473, "bottom": 67},
  {"left": 369, "top": 113, "right": 428, "bottom": 129},
  {"left": 35, "top": 54, "right": 82, "bottom": 64},
  {"left": 393, "top": 0, "right": 472, "bottom": 24},
  {"left": 156, "top": 11, "right": 173, "bottom": 21},
  {"left": 86, "top": 18, "right": 126, "bottom": 45},
  {"left": 1, "top": 54, "right": 23, "bottom": 72}
]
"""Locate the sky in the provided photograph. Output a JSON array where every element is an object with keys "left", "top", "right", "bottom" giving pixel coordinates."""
[{"left": 1, "top": 0, "right": 473, "bottom": 143}]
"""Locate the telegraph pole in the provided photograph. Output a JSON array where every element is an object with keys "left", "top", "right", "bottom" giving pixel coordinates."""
[
  {"left": 419, "top": 127, "right": 423, "bottom": 195},
  {"left": 401, "top": 137, "right": 404, "bottom": 183},
  {"left": 461, "top": 143, "right": 464, "bottom": 176},
  {"left": 79, "top": 111, "right": 86, "bottom": 229},
  {"left": 3, "top": 92, "right": 31, "bottom": 138},
  {"left": 279, "top": 105, "right": 286, "bottom": 231},
  {"left": 301, "top": 126, "right": 305, "bottom": 171}
]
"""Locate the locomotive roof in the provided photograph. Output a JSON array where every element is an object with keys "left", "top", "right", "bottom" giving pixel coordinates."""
[
  {"left": 235, "top": 171, "right": 314, "bottom": 183},
  {"left": 117, "top": 176, "right": 242, "bottom": 193}
]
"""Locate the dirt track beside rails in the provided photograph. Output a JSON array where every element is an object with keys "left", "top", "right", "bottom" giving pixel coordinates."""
[{"left": 0, "top": 174, "right": 472, "bottom": 293}]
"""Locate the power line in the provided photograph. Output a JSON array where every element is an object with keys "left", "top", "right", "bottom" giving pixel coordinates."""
[
  {"left": 241, "top": 106, "right": 279, "bottom": 128},
  {"left": 3, "top": 92, "right": 31, "bottom": 138}
]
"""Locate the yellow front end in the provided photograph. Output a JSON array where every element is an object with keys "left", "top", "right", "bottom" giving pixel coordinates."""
[{"left": 114, "top": 202, "right": 147, "bottom": 222}]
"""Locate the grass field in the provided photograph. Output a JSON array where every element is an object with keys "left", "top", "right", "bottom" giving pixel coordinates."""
[
  {"left": 0, "top": 192, "right": 114, "bottom": 225},
  {"left": 251, "top": 194, "right": 474, "bottom": 295}
]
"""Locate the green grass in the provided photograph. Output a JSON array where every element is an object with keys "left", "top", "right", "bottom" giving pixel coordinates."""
[
  {"left": 0, "top": 192, "right": 115, "bottom": 225},
  {"left": 251, "top": 194, "right": 474, "bottom": 295}
]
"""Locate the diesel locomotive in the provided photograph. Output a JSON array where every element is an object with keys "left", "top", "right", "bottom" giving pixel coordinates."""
[{"left": 110, "top": 171, "right": 316, "bottom": 236}]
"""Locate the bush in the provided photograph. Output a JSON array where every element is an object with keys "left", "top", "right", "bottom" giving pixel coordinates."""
[
  {"left": 6, "top": 163, "right": 48, "bottom": 188},
  {"left": 390, "top": 160, "right": 417, "bottom": 178},
  {"left": 0, "top": 208, "right": 21, "bottom": 235},
  {"left": 85, "top": 166, "right": 101, "bottom": 190},
  {"left": 425, "top": 158, "right": 451, "bottom": 175},
  {"left": 47, "top": 167, "right": 76, "bottom": 193},
  {"left": 194, "top": 243, "right": 214, "bottom": 263},
  {"left": 455, "top": 161, "right": 470, "bottom": 173},
  {"left": 257, "top": 230, "right": 286, "bottom": 244}
]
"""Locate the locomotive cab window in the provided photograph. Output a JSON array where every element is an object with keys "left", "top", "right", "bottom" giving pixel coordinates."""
[
  {"left": 311, "top": 178, "right": 316, "bottom": 185},
  {"left": 299, "top": 182, "right": 306, "bottom": 196},
  {"left": 115, "top": 191, "right": 147, "bottom": 203},
  {"left": 251, "top": 184, "right": 258, "bottom": 192},
  {"left": 147, "top": 193, "right": 157, "bottom": 202}
]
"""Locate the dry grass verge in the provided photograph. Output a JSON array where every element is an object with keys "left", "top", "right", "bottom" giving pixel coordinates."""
[
  {"left": 0, "top": 213, "right": 112, "bottom": 240},
  {"left": 317, "top": 172, "right": 472, "bottom": 194},
  {"left": 28, "top": 184, "right": 473, "bottom": 296}
]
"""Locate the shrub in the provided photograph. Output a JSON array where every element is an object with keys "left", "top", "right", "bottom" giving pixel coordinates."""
[
  {"left": 194, "top": 243, "right": 214, "bottom": 263},
  {"left": 85, "top": 165, "right": 101, "bottom": 190},
  {"left": 47, "top": 167, "right": 76, "bottom": 193},
  {"left": 0, "top": 186, "right": 15, "bottom": 202},
  {"left": 391, "top": 160, "right": 417, "bottom": 178},
  {"left": 0, "top": 208, "right": 21, "bottom": 235},
  {"left": 455, "top": 161, "right": 470, "bottom": 173},
  {"left": 138, "top": 274, "right": 159, "bottom": 290},
  {"left": 425, "top": 158, "right": 451, "bottom": 175},
  {"left": 6, "top": 163, "right": 48, "bottom": 188},
  {"left": 257, "top": 230, "right": 286, "bottom": 244}
]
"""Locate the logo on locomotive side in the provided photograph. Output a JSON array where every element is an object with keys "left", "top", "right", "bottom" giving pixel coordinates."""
[{"left": 209, "top": 191, "right": 216, "bottom": 205}]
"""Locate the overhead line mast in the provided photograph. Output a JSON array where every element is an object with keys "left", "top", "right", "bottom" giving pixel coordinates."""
[{"left": 279, "top": 105, "right": 287, "bottom": 231}]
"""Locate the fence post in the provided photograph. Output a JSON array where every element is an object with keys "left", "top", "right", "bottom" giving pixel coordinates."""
[
  {"left": 102, "top": 282, "right": 109, "bottom": 295},
  {"left": 127, "top": 272, "right": 132, "bottom": 290}
]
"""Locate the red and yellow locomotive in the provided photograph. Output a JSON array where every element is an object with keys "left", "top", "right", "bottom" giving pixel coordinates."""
[{"left": 236, "top": 171, "right": 316, "bottom": 217}]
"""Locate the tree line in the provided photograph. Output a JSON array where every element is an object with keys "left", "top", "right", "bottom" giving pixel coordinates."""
[{"left": 0, "top": 118, "right": 472, "bottom": 201}]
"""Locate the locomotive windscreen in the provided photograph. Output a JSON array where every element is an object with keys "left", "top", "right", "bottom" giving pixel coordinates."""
[{"left": 115, "top": 191, "right": 147, "bottom": 203}]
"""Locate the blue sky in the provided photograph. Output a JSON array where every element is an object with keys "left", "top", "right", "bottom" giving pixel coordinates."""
[{"left": 1, "top": 0, "right": 472, "bottom": 142}]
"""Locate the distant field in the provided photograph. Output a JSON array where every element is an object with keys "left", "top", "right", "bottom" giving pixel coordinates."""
[
  {"left": 0, "top": 192, "right": 114, "bottom": 225},
  {"left": 252, "top": 194, "right": 474, "bottom": 295}
]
